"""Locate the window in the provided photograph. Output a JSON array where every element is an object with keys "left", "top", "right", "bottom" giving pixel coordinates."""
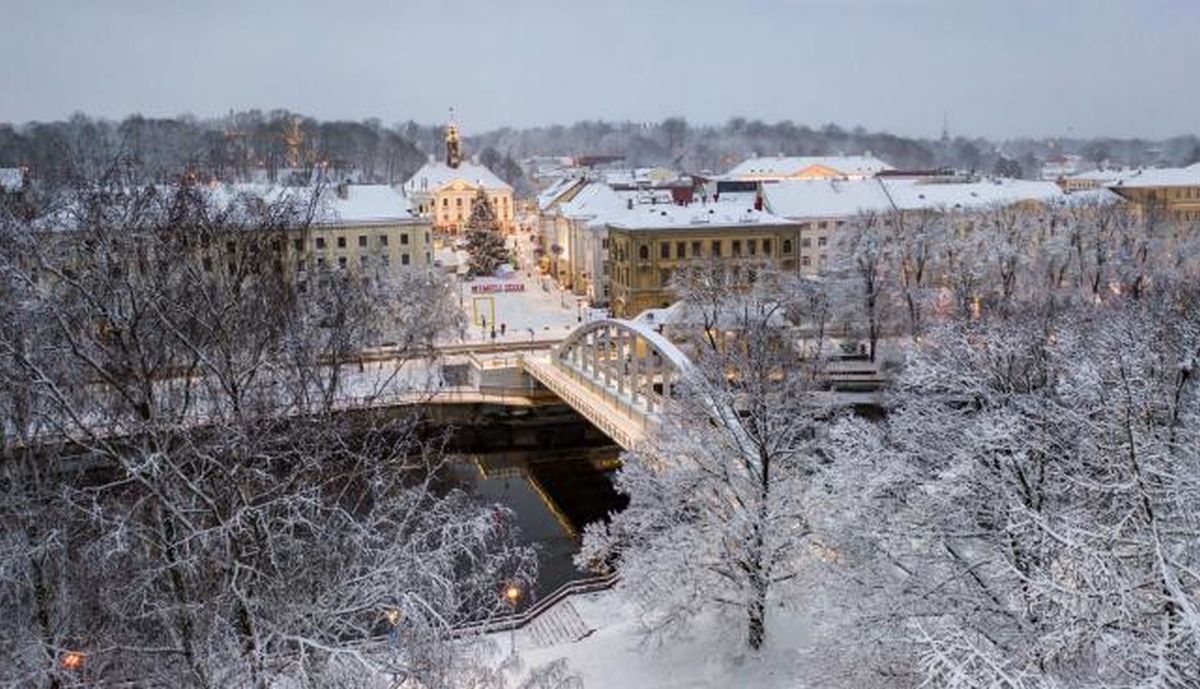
[
  {"left": 293, "top": 238, "right": 303, "bottom": 251},
  {"left": 379, "top": 234, "right": 389, "bottom": 246},
  {"left": 358, "top": 235, "right": 367, "bottom": 247},
  {"left": 711, "top": 240, "right": 722, "bottom": 257},
  {"left": 732, "top": 240, "right": 742, "bottom": 257},
  {"left": 801, "top": 237, "right": 812, "bottom": 248},
  {"left": 317, "top": 257, "right": 326, "bottom": 268},
  {"left": 802, "top": 256, "right": 811, "bottom": 267},
  {"left": 227, "top": 261, "right": 236, "bottom": 274},
  {"left": 442, "top": 198, "right": 448, "bottom": 207},
  {"left": 296, "top": 258, "right": 306, "bottom": 272},
  {"left": 337, "top": 236, "right": 346, "bottom": 249},
  {"left": 660, "top": 243, "right": 670, "bottom": 259},
  {"left": 818, "top": 221, "right": 828, "bottom": 229},
  {"left": 381, "top": 255, "right": 390, "bottom": 266},
  {"left": 748, "top": 239, "right": 757, "bottom": 256},
  {"left": 337, "top": 256, "right": 347, "bottom": 269},
  {"left": 456, "top": 197, "right": 463, "bottom": 207},
  {"left": 676, "top": 241, "right": 686, "bottom": 258},
  {"left": 638, "top": 245, "right": 649, "bottom": 261},
  {"left": 817, "top": 236, "right": 827, "bottom": 247},
  {"left": 425, "top": 232, "right": 430, "bottom": 243},
  {"left": 783, "top": 239, "right": 793, "bottom": 254},
  {"left": 762, "top": 239, "right": 772, "bottom": 255},
  {"left": 401, "top": 233, "right": 409, "bottom": 245},
  {"left": 401, "top": 253, "right": 411, "bottom": 266},
  {"left": 360, "top": 255, "right": 369, "bottom": 267},
  {"left": 316, "top": 237, "right": 326, "bottom": 249},
  {"left": 226, "top": 241, "right": 236, "bottom": 254},
  {"left": 202, "top": 256, "right": 212, "bottom": 272},
  {"left": 691, "top": 240, "right": 702, "bottom": 256},
  {"left": 602, "top": 238, "right": 610, "bottom": 249}
]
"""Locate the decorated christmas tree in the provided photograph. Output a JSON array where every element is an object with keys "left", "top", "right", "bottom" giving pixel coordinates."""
[{"left": 464, "top": 187, "right": 509, "bottom": 276}]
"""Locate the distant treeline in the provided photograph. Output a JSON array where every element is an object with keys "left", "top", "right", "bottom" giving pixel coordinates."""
[{"left": 2, "top": 111, "right": 1199, "bottom": 191}]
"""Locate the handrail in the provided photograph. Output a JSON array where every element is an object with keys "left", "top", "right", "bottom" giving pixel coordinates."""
[{"left": 451, "top": 571, "right": 618, "bottom": 638}]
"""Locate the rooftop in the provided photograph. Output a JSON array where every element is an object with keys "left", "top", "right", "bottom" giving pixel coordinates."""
[
  {"left": 762, "top": 176, "right": 1067, "bottom": 219},
  {"left": 724, "top": 154, "right": 893, "bottom": 180},
  {"left": 403, "top": 160, "right": 513, "bottom": 194},
  {"left": 605, "top": 200, "right": 792, "bottom": 231},
  {"left": 1109, "top": 163, "right": 1200, "bottom": 188}
]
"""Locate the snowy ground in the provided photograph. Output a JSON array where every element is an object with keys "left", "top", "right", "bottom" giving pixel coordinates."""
[
  {"left": 497, "top": 589, "right": 823, "bottom": 689},
  {"left": 449, "top": 264, "right": 605, "bottom": 346}
]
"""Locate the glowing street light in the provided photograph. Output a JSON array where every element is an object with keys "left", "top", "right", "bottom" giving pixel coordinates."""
[
  {"left": 503, "top": 583, "right": 523, "bottom": 656},
  {"left": 60, "top": 651, "right": 86, "bottom": 672}
]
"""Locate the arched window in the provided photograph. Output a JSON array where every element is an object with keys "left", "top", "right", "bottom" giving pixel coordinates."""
[{"left": 638, "top": 245, "right": 649, "bottom": 260}]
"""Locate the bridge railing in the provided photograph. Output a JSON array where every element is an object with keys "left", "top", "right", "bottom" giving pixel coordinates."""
[{"left": 450, "top": 571, "right": 618, "bottom": 638}]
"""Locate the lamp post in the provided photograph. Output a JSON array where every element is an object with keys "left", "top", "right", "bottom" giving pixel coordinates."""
[{"left": 504, "top": 583, "right": 522, "bottom": 656}]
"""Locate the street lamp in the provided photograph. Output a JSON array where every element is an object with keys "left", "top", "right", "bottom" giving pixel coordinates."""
[
  {"left": 61, "top": 651, "right": 86, "bottom": 672},
  {"left": 503, "top": 583, "right": 522, "bottom": 655}
]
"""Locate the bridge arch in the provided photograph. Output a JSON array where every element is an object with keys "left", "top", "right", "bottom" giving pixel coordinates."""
[{"left": 553, "top": 318, "right": 693, "bottom": 417}]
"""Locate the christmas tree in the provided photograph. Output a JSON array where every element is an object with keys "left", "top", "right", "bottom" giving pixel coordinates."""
[{"left": 464, "top": 188, "right": 509, "bottom": 276}]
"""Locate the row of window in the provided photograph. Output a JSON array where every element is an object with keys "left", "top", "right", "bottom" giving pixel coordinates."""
[
  {"left": 203, "top": 252, "right": 428, "bottom": 273},
  {"left": 627, "top": 237, "right": 779, "bottom": 262}
]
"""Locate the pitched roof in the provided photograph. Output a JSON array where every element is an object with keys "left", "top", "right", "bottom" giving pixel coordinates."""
[
  {"left": 761, "top": 178, "right": 893, "bottom": 218},
  {"left": 605, "top": 200, "right": 792, "bottom": 231},
  {"left": 761, "top": 177, "right": 1066, "bottom": 219},
  {"left": 537, "top": 176, "right": 586, "bottom": 211},
  {"left": 883, "top": 178, "right": 1064, "bottom": 211},
  {"left": 1109, "top": 163, "right": 1200, "bottom": 188},
  {"left": 725, "top": 155, "right": 893, "bottom": 179},
  {"left": 403, "top": 160, "right": 513, "bottom": 193}
]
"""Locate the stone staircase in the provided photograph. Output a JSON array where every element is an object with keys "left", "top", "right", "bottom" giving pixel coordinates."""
[{"left": 523, "top": 600, "right": 592, "bottom": 648}]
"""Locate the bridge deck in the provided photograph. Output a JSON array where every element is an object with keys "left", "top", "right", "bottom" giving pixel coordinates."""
[{"left": 522, "top": 355, "right": 651, "bottom": 451}]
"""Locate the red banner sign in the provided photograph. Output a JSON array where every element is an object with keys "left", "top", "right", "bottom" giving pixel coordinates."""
[{"left": 470, "top": 283, "right": 526, "bottom": 294}]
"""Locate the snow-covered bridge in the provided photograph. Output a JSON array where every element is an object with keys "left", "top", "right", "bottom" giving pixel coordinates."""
[{"left": 521, "top": 319, "right": 693, "bottom": 450}]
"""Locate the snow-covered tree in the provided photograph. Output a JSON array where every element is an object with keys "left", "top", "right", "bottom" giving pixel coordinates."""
[
  {"left": 465, "top": 187, "right": 508, "bottom": 277},
  {"left": 0, "top": 176, "right": 531, "bottom": 688},
  {"left": 580, "top": 268, "right": 832, "bottom": 651},
  {"left": 820, "top": 284, "right": 1200, "bottom": 687}
]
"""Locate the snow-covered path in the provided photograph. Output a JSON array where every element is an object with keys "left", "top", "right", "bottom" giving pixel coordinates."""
[{"left": 503, "top": 589, "right": 823, "bottom": 689}]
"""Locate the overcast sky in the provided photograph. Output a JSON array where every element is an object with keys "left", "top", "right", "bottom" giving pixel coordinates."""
[{"left": 2, "top": 0, "right": 1196, "bottom": 139}]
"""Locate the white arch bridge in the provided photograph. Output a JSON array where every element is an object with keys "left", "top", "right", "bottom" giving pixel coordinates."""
[{"left": 520, "top": 319, "right": 693, "bottom": 449}]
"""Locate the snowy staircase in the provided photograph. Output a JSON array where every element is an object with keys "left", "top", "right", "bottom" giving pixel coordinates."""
[{"left": 523, "top": 600, "right": 592, "bottom": 648}]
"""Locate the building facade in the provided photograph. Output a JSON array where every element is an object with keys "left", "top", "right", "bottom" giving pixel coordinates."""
[
  {"left": 1108, "top": 164, "right": 1200, "bottom": 223},
  {"left": 403, "top": 121, "right": 514, "bottom": 234},
  {"left": 604, "top": 204, "right": 804, "bottom": 318}
]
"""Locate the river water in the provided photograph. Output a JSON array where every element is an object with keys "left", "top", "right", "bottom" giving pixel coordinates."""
[{"left": 450, "top": 445, "right": 627, "bottom": 599}]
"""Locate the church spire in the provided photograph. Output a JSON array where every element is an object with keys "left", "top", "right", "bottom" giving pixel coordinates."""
[{"left": 446, "top": 107, "right": 462, "bottom": 169}]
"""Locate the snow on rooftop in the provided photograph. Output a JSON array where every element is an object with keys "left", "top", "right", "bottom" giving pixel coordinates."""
[
  {"left": 317, "top": 184, "right": 418, "bottom": 225},
  {"left": 404, "top": 160, "right": 513, "bottom": 193},
  {"left": 725, "top": 154, "right": 893, "bottom": 179},
  {"left": 761, "top": 177, "right": 1066, "bottom": 219},
  {"left": 536, "top": 176, "right": 583, "bottom": 210},
  {"left": 1109, "top": 163, "right": 1200, "bottom": 188},
  {"left": 883, "top": 178, "right": 1064, "bottom": 212},
  {"left": 604, "top": 200, "right": 792, "bottom": 231},
  {"left": 558, "top": 182, "right": 627, "bottom": 220},
  {"left": 761, "top": 179, "right": 893, "bottom": 218}
]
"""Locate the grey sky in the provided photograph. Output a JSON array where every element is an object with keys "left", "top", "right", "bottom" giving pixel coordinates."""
[{"left": 2, "top": 0, "right": 1196, "bottom": 139}]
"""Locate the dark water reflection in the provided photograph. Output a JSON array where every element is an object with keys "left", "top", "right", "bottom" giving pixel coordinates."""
[{"left": 450, "top": 447, "right": 627, "bottom": 598}]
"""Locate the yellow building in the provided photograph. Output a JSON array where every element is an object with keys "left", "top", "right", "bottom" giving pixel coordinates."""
[
  {"left": 604, "top": 203, "right": 805, "bottom": 317},
  {"left": 1108, "top": 164, "right": 1200, "bottom": 223},
  {"left": 284, "top": 183, "right": 434, "bottom": 292},
  {"left": 403, "top": 120, "right": 514, "bottom": 234}
]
